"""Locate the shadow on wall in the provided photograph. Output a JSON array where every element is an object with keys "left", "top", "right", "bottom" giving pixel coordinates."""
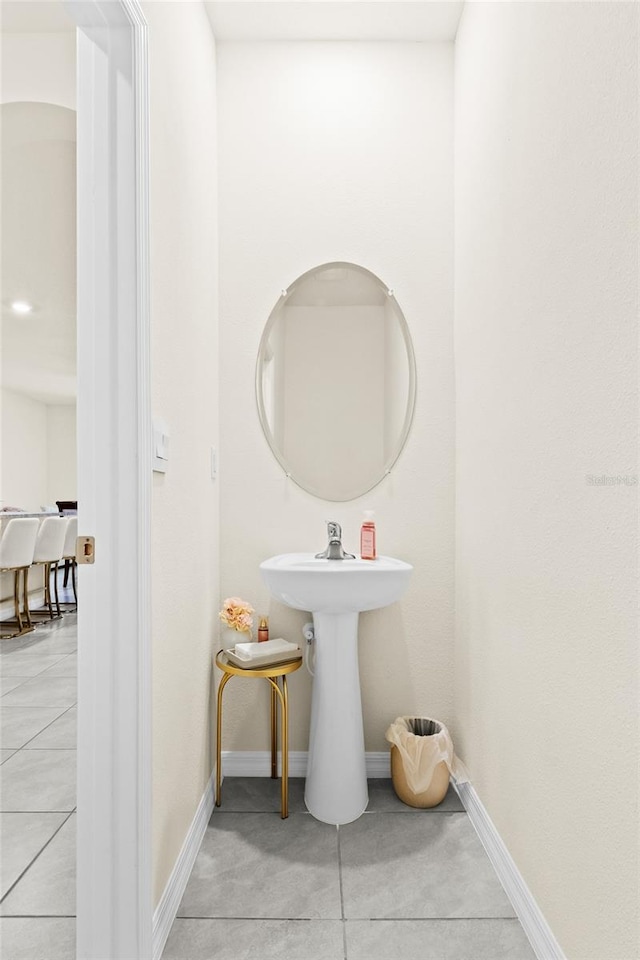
[{"left": 359, "top": 603, "right": 414, "bottom": 749}]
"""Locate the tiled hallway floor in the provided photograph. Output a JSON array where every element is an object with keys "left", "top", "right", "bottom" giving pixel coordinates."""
[
  {"left": 162, "top": 778, "right": 537, "bottom": 960},
  {"left": 0, "top": 599, "right": 77, "bottom": 960}
]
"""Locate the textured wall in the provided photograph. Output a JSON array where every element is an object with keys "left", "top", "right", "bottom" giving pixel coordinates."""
[
  {"left": 146, "top": 1, "right": 219, "bottom": 907},
  {"left": 217, "top": 41, "right": 455, "bottom": 754},
  {"left": 454, "top": 3, "right": 639, "bottom": 958}
]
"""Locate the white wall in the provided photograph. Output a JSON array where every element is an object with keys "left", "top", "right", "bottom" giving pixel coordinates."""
[
  {"left": 144, "top": 1, "right": 219, "bottom": 907},
  {"left": 47, "top": 404, "right": 76, "bottom": 503},
  {"left": 1, "top": 387, "right": 48, "bottom": 511},
  {"left": 218, "top": 42, "right": 454, "bottom": 753},
  {"left": 0, "top": 32, "right": 76, "bottom": 109},
  {"left": 0, "top": 389, "right": 76, "bottom": 510},
  {"left": 454, "top": 4, "right": 638, "bottom": 959}
]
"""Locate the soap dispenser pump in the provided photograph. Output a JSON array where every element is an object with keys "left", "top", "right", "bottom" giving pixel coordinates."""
[{"left": 360, "top": 510, "right": 377, "bottom": 560}]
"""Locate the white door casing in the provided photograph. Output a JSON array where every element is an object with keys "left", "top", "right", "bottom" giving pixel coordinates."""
[{"left": 68, "top": 1, "right": 152, "bottom": 957}]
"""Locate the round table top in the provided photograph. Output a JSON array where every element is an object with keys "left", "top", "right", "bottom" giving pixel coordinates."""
[{"left": 215, "top": 649, "right": 303, "bottom": 679}]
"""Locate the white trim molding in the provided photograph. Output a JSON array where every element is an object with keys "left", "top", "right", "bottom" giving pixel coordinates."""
[
  {"left": 152, "top": 771, "right": 216, "bottom": 960},
  {"left": 70, "top": 1, "right": 151, "bottom": 957},
  {"left": 220, "top": 750, "right": 391, "bottom": 779},
  {"left": 454, "top": 781, "right": 567, "bottom": 960}
]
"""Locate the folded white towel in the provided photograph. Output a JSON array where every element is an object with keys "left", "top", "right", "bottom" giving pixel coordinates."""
[{"left": 233, "top": 637, "right": 300, "bottom": 661}]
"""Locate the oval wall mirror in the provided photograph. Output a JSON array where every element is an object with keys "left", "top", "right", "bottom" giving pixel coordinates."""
[{"left": 256, "top": 262, "right": 417, "bottom": 502}]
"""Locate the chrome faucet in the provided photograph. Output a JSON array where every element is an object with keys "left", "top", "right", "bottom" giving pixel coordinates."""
[{"left": 315, "top": 521, "right": 355, "bottom": 560}]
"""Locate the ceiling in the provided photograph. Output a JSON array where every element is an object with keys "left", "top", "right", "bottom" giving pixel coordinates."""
[
  {"left": 205, "top": 1, "right": 464, "bottom": 41},
  {"left": 0, "top": 0, "right": 464, "bottom": 39},
  {"left": 1, "top": 101, "right": 77, "bottom": 405}
]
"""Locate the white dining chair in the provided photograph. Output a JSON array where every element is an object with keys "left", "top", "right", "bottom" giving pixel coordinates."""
[
  {"left": 0, "top": 517, "right": 40, "bottom": 638},
  {"left": 29, "top": 517, "right": 68, "bottom": 620}
]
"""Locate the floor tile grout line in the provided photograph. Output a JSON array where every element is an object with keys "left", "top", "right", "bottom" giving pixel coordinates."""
[
  {"left": 0, "top": 654, "right": 71, "bottom": 682},
  {"left": 0, "top": 914, "right": 77, "bottom": 919},
  {"left": 2, "top": 702, "right": 77, "bottom": 751},
  {"left": 175, "top": 915, "right": 346, "bottom": 921},
  {"left": 1, "top": 676, "right": 35, "bottom": 697},
  {"left": 350, "top": 916, "right": 523, "bottom": 922},
  {"left": 0, "top": 809, "right": 74, "bottom": 905},
  {"left": 36, "top": 653, "right": 77, "bottom": 680},
  {"left": 171, "top": 914, "right": 522, "bottom": 921}
]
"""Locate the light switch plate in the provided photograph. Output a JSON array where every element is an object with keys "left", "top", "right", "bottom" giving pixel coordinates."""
[{"left": 153, "top": 417, "right": 169, "bottom": 473}]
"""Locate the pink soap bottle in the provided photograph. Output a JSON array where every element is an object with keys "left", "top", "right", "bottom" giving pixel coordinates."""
[{"left": 360, "top": 510, "right": 377, "bottom": 560}]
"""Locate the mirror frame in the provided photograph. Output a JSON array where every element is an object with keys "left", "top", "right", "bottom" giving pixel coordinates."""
[{"left": 255, "top": 261, "right": 417, "bottom": 501}]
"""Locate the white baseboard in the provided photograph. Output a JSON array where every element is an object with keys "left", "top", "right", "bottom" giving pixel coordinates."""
[
  {"left": 220, "top": 750, "right": 390, "bottom": 779},
  {"left": 152, "top": 769, "right": 216, "bottom": 960},
  {"left": 454, "top": 781, "right": 566, "bottom": 960}
]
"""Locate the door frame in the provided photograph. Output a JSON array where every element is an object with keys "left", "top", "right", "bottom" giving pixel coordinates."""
[{"left": 66, "top": 1, "right": 152, "bottom": 957}]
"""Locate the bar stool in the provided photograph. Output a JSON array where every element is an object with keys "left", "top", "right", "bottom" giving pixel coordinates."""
[
  {"left": 61, "top": 517, "right": 78, "bottom": 607},
  {"left": 28, "top": 517, "right": 68, "bottom": 620},
  {"left": 215, "top": 650, "right": 302, "bottom": 818},
  {"left": 0, "top": 518, "right": 40, "bottom": 639}
]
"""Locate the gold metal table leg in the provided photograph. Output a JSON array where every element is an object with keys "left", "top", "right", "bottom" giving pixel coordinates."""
[
  {"left": 215, "top": 672, "right": 232, "bottom": 807},
  {"left": 270, "top": 681, "right": 278, "bottom": 779},
  {"left": 281, "top": 675, "right": 289, "bottom": 819},
  {"left": 266, "top": 676, "right": 289, "bottom": 818}
]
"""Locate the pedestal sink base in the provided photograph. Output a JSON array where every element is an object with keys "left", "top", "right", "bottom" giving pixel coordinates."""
[
  {"left": 304, "top": 612, "right": 369, "bottom": 825},
  {"left": 259, "top": 552, "right": 413, "bottom": 825}
]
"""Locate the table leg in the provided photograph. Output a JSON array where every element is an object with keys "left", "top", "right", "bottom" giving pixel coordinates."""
[
  {"left": 216, "top": 672, "right": 232, "bottom": 807},
  {"left": 281, "top": 675, "right": 289, "bottom": 819},
  {"left": 270, "top": 681, "right": 278, "bottom": 779},
  {"left": 267, "top": 677, "right": 289, "bottom": 819}
]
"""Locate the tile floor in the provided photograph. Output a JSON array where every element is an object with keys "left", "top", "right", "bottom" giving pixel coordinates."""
[
  {"left": 1, "top": 604, "right": 537, "bottom": 960},
  {"left": 0, "top": 590, "right": 77, "bottom": 960},
  {"left": 161, "top": 778, "right": 537, "bottom": 960}
]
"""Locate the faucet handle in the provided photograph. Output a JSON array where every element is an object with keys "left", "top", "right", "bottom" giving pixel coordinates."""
[{"left": 326, "top": 520, "right": 341, "bottom": 540}]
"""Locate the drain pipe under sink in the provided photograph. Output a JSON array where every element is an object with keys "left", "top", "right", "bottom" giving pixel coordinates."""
[{"left": 302, "top": 621, "right": 315, "bottom": 676}]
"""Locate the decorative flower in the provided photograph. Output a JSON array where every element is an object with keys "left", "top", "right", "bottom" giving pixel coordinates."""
[{"left": 219, "top": 596, "right": 254, "bottom": 634}]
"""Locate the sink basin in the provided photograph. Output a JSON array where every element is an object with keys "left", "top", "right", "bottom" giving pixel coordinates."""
[
  {"left": 260, "top": 553, "right": 412, "bottom": 614},
  {"left": 260, "top": 551, "right": 413, "bottom": 825}
]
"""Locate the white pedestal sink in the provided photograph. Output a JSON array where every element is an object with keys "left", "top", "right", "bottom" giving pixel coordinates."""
[{"left": 260, "top": 553, "right": 412, "bottom": 825}]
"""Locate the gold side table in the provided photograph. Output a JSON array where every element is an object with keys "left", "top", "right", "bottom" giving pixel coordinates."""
[{"left": 215, "top": 650, "right": 302, "bottom": 819}]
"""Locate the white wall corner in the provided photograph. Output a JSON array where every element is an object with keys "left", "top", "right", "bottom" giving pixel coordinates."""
[
  {"left": 152, "top": 770, "right": 216, "bottom": 960},
  {"left": 454, "top": 781, "right": 567, "bottom": 960}
]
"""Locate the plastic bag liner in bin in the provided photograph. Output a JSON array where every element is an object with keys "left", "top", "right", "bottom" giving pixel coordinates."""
[{"left": 385, "top": 717, "right": 469, "bottom": 806}]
